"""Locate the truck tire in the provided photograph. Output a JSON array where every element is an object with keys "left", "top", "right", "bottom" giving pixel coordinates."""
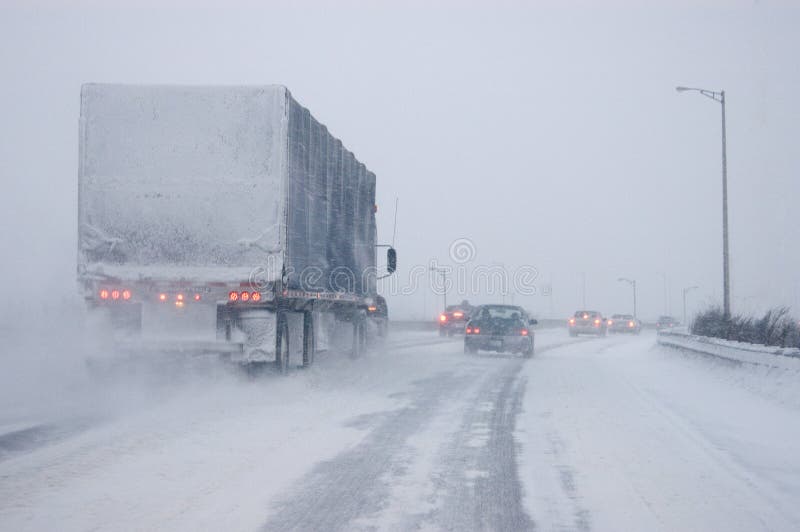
[
  {"left": 275, "top": 313, "right": 290, "bottom": 374},
  {"left": 302, "top": 311, "right": 315, "bottom": 368},
  {"left": 351, "top": 317, "right": 367, "bottom": 359}
]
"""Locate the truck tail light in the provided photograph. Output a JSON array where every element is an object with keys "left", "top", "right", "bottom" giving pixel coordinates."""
[
  {"left": 629, "top": 321, "right": 635, "bottom": 327},
  {"left": 474, "top": 327, "right": 480, "bottom": 334},
  {"left": 521, "top": 329, "right": 528, "bottom": 336},
  {"left": 122, "top": 290, "right": 132, "bottom": 300},
  {"left": 439, "top": 314, "right": 447, "bottom": 322},
  {"left": 466, "top": 326, "right": 473, "bottom": 334}
]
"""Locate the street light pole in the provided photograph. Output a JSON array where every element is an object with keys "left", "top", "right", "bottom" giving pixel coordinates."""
[
  {"left": 683, "top": 285, "right": 699, "bottom": 325},
  {"left": 676, "top": 86, "right": 731, "bottom": 318},
  {"left": 617, "top": 278, "right": 637, "bottom": 319}
]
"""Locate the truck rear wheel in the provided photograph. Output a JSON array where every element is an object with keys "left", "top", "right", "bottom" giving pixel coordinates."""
[
  {"left": 302, "top": 311, "right": 315, "bottom": 368},
  {"left": 275, "top": 313, "right": 290, "bottom": 374},
  {"left": 351, "top": 317, "right": 366, "bottom": 359}
]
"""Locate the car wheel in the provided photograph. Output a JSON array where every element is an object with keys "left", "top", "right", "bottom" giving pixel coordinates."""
[{"left": 523, "top": 338, "right": 534, "bottom": 358}]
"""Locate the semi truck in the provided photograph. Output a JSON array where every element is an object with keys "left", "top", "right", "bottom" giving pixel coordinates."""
[{"left": 78, "top": 84, "right": 395, "bottom": 371}]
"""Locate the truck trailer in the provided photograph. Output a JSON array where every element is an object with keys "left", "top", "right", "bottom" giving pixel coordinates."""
[{"left": 78, "top": 84, "right": 395, "bottom": 371}]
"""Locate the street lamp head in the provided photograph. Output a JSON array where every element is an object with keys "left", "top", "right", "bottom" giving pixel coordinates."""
[{"left": 676, "top": 86, "right": 693, "bottom": 93}]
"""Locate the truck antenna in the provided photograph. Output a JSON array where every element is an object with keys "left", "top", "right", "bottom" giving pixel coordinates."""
[{"left": 392, "top": 197, "right": 399, "bottom": 247}]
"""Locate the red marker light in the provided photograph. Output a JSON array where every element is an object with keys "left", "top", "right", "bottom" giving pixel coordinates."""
[
  {"left": 176, "top": 294, "right": 184, "bottom": 301},
  {"left": 229, "top": 291, "right": 238, "bottom": 301},
  {"left": 521, "top": 329, "right": 529, "bottom": 336},
  {"left": 122, "top": 289, "right": 131, "bottom": 300},
  {"left": 241, "top": 291, "right": 250, "bottom": 302},
  {"left": 111, "top": 290, "right": 120, "bottom": 300},
  {"left": 194, "top": 293, "right": 201, "bottom": 301},
  {"left": 99, "top": 289, "right": 109, "bottom": 300},
  {"left": 251, "top": 292, "right": 261, "bottom": 302}
]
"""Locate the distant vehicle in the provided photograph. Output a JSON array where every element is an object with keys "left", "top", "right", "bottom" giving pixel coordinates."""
[
  {"left": 656, "top": 316, "right": 679, "bottom": 330},
  {"left": 568, "top": 310, "right": 607, "bottom": 336},
  {"left": 438, "top": 301, "right": 475, "bottom": 336},
  {"left": 464, "top": 304, "right": 537, "bottom": 357},
  {"left": 607, "top": 314, "right": 641, "bottom": 334}
]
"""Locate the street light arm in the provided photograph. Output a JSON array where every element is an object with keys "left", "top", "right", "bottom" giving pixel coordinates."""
[{"left": 676, "top": 86, "right": 723, "bottom": 103}]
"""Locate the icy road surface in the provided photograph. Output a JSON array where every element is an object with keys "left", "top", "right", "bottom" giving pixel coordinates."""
[{"left": 1, "top": 329, "right": 799, "bottom": 531}]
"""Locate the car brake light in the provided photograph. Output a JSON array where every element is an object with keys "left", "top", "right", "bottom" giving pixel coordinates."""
[
  {"left": 629, "top": 321, "right": 635, "bottom": 327},
  {"left": 439, "top": 314, "right": 447, "bottom": 322},
  {"left": 474, "top": 327, "right": 480, "bottom": 334},
  {"left": 583, "top": 314, "right": 589, "bottom": 319},
  {"left": 159, "top": 293, "right": 167, "bottom": 302},
  {"left": 594, "top": 319, "right": 601, "bottom": 325},
  {"left": 194, "top": 294, "right": 201, "bottom": 301},
  {"left": 368, "top": 306, "right": 377, "bottom": 312},
  {"left": 466, "top": 327, "right": 473, "bottom": 334},
  {"left": 176, "top": 294, "right": 184, "bottom": 301},
  {"left": 453, "top": 311, "right": 463, "bottom": 318},
  {"left": 521, "top": 329, "right": 528, "bottom": 336}
]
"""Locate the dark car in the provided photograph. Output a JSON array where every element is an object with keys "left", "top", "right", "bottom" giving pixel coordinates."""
[
  {"left": 656, "top": 315, "right": 679, "bottom": 330},
  {"left": 464, "top": 304, "right": 537, "bottom": 357},
  {"left": 607, "top": 314, "right": 641, "bottom": 334},
  {"left": 438, "top": 301, "right": 475, "bottom": 336},
  {"left": 568, "top": 310, "right": 607, "bottom": 336}
]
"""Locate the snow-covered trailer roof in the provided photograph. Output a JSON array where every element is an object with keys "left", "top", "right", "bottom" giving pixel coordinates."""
[{"left": 78, "top": 84, "right": 376, "bottom": 295}]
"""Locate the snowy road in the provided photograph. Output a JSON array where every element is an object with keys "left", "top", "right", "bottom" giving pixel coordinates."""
[{"left": 1, "top": 329, "right": 799, "bottom": 531}]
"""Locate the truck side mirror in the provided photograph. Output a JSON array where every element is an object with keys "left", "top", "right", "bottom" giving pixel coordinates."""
[
  {"left": 387, "top": 247, "right": 397, "bottom": 274},
  {"left": 529, "top": 319, "right": 538, "bottom": 326}
]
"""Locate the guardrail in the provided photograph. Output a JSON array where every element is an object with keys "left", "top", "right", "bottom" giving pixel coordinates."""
[{"left": 657, "top": 329, "right": 800, "bottom": 369}]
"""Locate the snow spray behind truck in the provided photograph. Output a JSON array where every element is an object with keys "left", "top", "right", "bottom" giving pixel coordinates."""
[{"left": 78, "top": 84, "right": 396, "bottom": 371}]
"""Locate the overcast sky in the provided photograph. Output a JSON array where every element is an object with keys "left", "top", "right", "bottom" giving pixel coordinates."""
[{"left": 1, "top": 0, "right": 798, "bottom": 321}]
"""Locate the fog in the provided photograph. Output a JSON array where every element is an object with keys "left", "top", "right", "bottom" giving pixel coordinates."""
[{"left": 1, "top": 0, "right": 798, "bottom": 326}]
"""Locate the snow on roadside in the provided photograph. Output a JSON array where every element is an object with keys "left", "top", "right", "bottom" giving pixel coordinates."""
[{"left": 516, "top": 333, "right": 800, "bottom": 531}]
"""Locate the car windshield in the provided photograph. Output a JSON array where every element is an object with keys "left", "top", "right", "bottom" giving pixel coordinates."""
[
  {"left": 479, "top": 306, "right": 524, "bottom": 320},
  {"left": 575, "top": 311, "right": 599, "bottom": 318}
]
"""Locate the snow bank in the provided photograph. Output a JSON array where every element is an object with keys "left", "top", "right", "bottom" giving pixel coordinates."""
[{"left": 657, "top": 329, "right": 800, "bottom": 369}]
